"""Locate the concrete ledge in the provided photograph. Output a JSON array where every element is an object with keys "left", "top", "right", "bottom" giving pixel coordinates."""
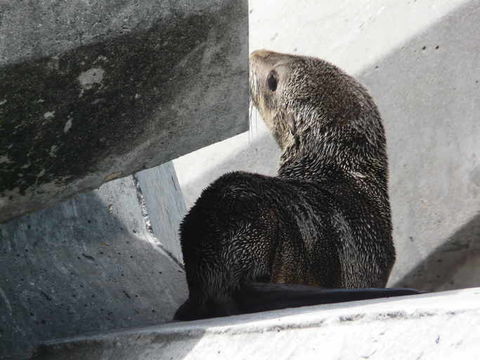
[{"left": 34, "top": 287, "right": 480, "bottom": 360}]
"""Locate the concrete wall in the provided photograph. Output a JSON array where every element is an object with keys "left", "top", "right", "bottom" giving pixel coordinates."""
[
  {"left": 0, "top": 0, "right": 248, "bottom": 223},
  {"left": 0, "top": 162, "right": 188, "bottom": 360},
  {"left": 174, "top": 0, "right": 480, "bottom": 291}
]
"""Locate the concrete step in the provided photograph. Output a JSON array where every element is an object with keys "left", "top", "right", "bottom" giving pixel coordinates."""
[{"left": 33, "top": 287, "right": 480, "bottom": 360}]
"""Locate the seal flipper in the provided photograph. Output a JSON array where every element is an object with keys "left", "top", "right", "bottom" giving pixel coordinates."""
[
  {"left": 173, "top": 296, "right": 240, "bottom": 321},
  {"left": 174, "top": 283, "right": 421, "bottom": 321},
  {"left": 233, "top": 283, "right": 421, "bottom": 314}
]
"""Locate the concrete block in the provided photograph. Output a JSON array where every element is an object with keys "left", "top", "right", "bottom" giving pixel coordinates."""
[
  {"left": 33, "top": 288, "right": 480, "bottom": 360},
  {"left": 0, "top": 0, "right": 248, "bottom": 223},
  {"left": 0, "top": 164, "right": 188, "bottom": 360}
]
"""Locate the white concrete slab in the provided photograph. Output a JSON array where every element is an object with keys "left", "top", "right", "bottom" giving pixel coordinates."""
[{"left": 35, "top": 287, "right": 480, "bottom": 360}]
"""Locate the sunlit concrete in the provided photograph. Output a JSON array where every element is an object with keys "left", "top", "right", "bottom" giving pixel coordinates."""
[{"left": 35, "top": 287, "right": 480, "bottom": 360}]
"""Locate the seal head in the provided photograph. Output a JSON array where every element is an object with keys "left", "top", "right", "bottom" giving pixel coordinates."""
[{"left": 250, "top": 50, "right": 388, "bottom": 191}]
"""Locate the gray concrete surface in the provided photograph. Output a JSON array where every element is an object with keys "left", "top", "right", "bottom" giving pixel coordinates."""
[
  {"left": 0, "top": 163, "right": 188, "bottom": 360},
  {"left": 135, "top": 164, "right": 186, "bottom": 262},
  {"left": 174, "top": 0, "right": 480, "bottom": 292},
  {"left": 33, "top": 287, "right": 480, "bottom": 360},
  {"left": 0, "top": 0, "right": 248, "bottom": 223}
]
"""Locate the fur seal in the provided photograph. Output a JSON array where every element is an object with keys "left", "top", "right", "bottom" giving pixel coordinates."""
[{"left": 174, "top": 50, "right": 402, "bottom": 321}]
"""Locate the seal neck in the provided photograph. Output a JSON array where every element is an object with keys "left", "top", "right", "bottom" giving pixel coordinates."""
[{"left": 277, "top": 121, "right": 389, "bottom": 193}]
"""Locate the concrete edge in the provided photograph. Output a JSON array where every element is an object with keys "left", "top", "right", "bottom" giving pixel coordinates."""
[{"left": 36, "top": 287, "right": 480, "bottom": 347}]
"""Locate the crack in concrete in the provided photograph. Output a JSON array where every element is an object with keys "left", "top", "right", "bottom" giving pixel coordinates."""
[{"left": 132, "top": 173, "right": 185, "bottom": 271}]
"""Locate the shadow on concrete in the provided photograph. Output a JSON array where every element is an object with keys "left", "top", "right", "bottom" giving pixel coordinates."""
[
  {"left": 0, "top": 177, "right": 195, "bottom": 360},
  {"left": 393, "top": 213, "right": 480, "bottom": 291}
]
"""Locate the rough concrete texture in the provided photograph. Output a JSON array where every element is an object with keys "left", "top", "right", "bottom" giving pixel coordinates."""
[
  {"left": 33, "top": 288, "right": 480, "bottom": 360},
  {"left": 0, "top": 163, "right": 188, "bottom": 360},
  {"left": 174, "top": 0, "right": 480, "bottom": 291},
  {"left": 134, "top": 163, "right": 186, "bottom": 262},
  {"left": 0, "top": 0, "right": 248, "bottom": 223}
]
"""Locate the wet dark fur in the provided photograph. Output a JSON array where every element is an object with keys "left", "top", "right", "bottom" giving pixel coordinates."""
[
  {"left": 233, "top": 283, "right": 420, "bottom": 314},
  {"left": 174, "top": 51, "right": 396, "bottom": 320}
]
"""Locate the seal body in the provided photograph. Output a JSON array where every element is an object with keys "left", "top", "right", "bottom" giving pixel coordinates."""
[{"left": 175, "top": 50, "right": 395, "bottom": 320}]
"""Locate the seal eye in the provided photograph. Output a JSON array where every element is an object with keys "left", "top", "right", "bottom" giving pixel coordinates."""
[{"left": 267, "top": 71, "right": 278, "bottom": 91}]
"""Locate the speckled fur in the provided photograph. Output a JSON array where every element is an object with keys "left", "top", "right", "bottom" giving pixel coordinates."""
[{"left": 174, "top": 50, "right": 395, "bottom": 320}]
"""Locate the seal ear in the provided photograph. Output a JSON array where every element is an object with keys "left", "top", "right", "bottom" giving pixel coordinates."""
[{"left": 267, "top": 70, "right": 279, "bottom": 91}]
